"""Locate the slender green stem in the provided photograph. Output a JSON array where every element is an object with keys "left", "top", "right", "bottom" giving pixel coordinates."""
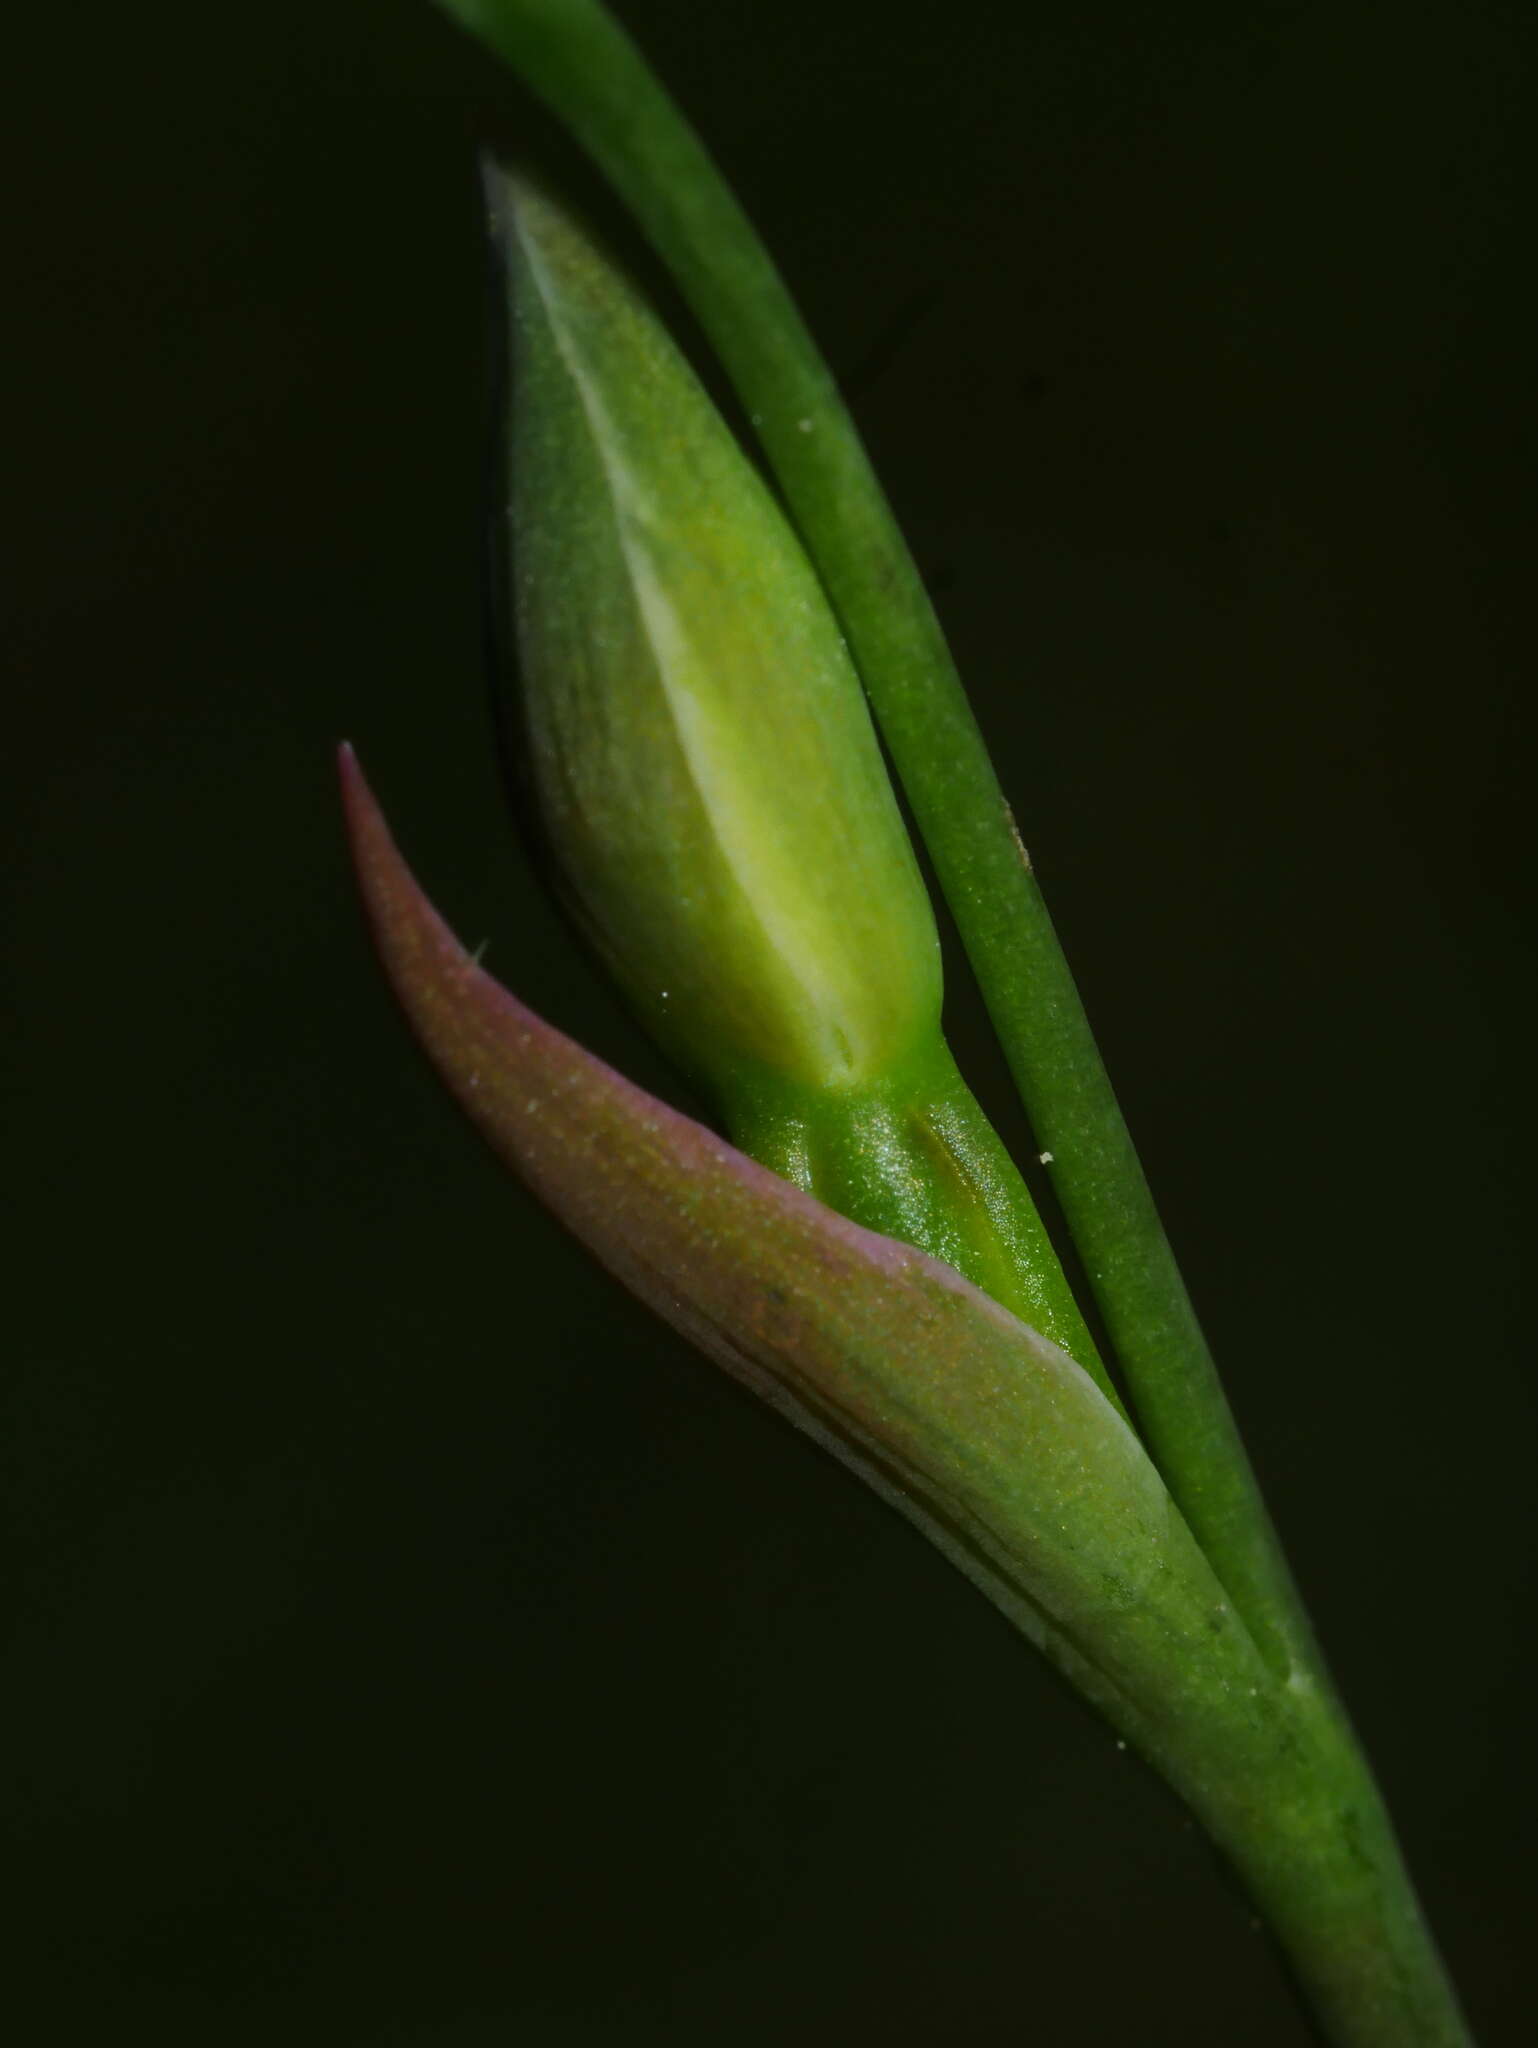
[
  {"left": 432, "top": 0, "right": 1304, "bottom": 1677},
  {"left": 1147, "top": 1668, "right": 1474, "bottom": 2048}
]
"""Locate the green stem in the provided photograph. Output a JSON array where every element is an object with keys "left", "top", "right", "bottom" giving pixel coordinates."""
[{"left": 1130, "top": 1664, "right": 1474, "bottom": 2048}]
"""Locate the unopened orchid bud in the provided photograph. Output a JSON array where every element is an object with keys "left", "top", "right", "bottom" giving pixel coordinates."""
[
  {"left": 490, "top": 171, "right": 941, "bottom": 1104},
  {"left": 488, "top": 168, "right": 1111, "bottom": 1395}
]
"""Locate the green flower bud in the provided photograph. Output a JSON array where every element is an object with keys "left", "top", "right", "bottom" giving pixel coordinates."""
[
  {"left": 492, "top": 171, "right": 941, "bottom": 1109},
  {"left": 488, "top": 169, "right": 1116, "bottom": 1402}
]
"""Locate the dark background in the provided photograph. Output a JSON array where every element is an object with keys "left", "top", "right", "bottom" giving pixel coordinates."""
[{"left": 7, "top": 1, "right": 1532, "bottom": 2041}]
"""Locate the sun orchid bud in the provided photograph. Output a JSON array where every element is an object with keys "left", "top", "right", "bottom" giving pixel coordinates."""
[
  {"left": 487, "top": 168, "right": 1114, "bottom": 1397},
  {"left": 490, "top": 169, "right": 941, "bottom": 1106}
]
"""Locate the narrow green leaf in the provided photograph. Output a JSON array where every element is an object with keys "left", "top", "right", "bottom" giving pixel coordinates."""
[
  {"left": 343, "top": 738, "right": 1472, "bottom": 2048},
  {"left": 339, "top": 742, "right": 1255, "bottom": 1733}
]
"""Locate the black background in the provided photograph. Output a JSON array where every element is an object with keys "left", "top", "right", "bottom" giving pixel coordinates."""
[{"left": 7, "top": 2, "right": 1533, "bottom": 2041}]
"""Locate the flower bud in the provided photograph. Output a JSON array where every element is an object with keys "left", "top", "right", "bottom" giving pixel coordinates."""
[
  {"left": 486, "top": 169, "right": 1114, "bottom": 1399},
  {"left": 489, "top": 170, "right": 942, "bottom": 1110}
]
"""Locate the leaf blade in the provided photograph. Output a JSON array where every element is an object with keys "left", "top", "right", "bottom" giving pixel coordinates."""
[{"left": 340, "top": 744, "right": 1273, "bottom": 1750}]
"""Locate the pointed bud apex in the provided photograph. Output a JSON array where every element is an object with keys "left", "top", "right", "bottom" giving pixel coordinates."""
[{"left": 488, "top": 169, "right": 942, "bottom": 1108}]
